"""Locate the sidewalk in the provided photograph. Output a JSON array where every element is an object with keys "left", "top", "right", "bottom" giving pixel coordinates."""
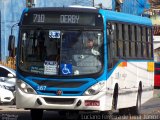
[{"left": 153, "top": 88, "right": 160, "bottom": 98}]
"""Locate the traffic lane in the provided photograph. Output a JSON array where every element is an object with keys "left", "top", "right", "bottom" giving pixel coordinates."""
[
  {"left": 141, "top": 97, "right": 160, "bottom": 114},
  {"left": 1, "top": 104, "right": 160, "bottom": 120},
  {"left": 0, "top": 111, "right": 61, "bottom": 120},
  {"left": 0, "top": 89, "right": 160, "bottom": 120},
  {"left": 141, "top": 89, "right": 160, "bottom": 115},
  {"left": 0, "top": 105, "right": 60, "bottom": 120},
  {"left": 0, "top": 111, "right": 30, "bottom": 120},
  {"left": 1, "top": 109, "right": 160, "bottom": 120}
]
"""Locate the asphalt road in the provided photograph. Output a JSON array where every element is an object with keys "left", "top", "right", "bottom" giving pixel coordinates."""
[{"left": 0, "top": 89, "right": 160, "bottom": 120}]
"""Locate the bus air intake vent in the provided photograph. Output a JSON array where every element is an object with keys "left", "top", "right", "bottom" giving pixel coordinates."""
[
  {"left": 40, "top": 90, "right": 81, "bottom": 95},
  {"left": 33, "top": 80, "right": 88, "bottom": 88},
  {"left": 43, "top": 98, "right": 75, "bottom": 104}
]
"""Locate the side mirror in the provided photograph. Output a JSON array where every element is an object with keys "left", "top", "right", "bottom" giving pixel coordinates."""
[
  {"left": 8, "top": 73, "right": 14, "bottom": 78},
  {"left": 8, "top": 35, "right": 15, "bottom": 51},
  {"left": 8, "top": 35, "right": 15, "bottom": 57}
]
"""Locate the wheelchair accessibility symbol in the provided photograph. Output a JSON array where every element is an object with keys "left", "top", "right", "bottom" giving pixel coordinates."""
[{"left": 60, "top": 64, "right": 72, "bottom": 75}]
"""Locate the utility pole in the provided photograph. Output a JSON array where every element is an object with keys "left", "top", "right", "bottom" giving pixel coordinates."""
[
  {"left": 26, "top": 0, "right": 35, "bottom": 8},
  {"left": 93, "top": 0, "right": 94, "bottom": 7},
  {"left": 73, "top": 0, "right": 93, "bottom": 6}
]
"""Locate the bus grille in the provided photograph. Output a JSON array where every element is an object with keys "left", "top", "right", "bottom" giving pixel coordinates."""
[
  {"left": 40, "top": 90, "right": 81, "bottom": 95},
  {"left": 43, "top": 98, "right": 75, "bottom": 104},
  {"left": 33, "top": 80, "right": 88, "bottom": 88}
]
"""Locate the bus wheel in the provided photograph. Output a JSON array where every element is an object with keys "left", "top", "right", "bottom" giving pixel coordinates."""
[
  {"left": 130, "top": 87, "right": 142, "bottom": 115},
  {"left": 112, "top": 86, "right": 118, "bottom": 112},
  {"left": 59, "top": 111, "right": 67, "bottom": 119},
  {"left": 67, "top": 111, "right": 79, "bottom": 120},
  {"left": 59, "top": 111, "right": 79, "bottom": 120},
  {"left": 31, "top": 109, "right": 43, "bottom": 120},
  {"left": 9, "top": 99, "right": 15, "bottom": 105}
]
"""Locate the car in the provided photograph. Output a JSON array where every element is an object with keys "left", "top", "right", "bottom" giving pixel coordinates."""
[
  {"left": 0, "top": 65, "right": 16, "bottom": 104},
  {"left": 0, "top": 87, "right": 15, "bottom": 104}
]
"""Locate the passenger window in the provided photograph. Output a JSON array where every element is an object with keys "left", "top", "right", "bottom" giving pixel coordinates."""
[{"left": 117, "top": 24, "right": 123, "bottom": 57}]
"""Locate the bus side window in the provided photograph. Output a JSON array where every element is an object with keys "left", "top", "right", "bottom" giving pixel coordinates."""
[
  {"left": 142, "top": 27, "right": 147, "bottom": 57},
  {"left": 107, "top": 22, "right": 116, "bottom": 69},
  {"left": 147, "top": 28, "right": 153, "bottom": 58},
  {"left": 117, "top": 23, "right": 123, "bottom": 57},
  {"left": 134, "top": 26, "right": 138, "bottom": 57},
  {"left": 107, "top": 22, "right": 113, "bottom": 69},
  {"left": 136, "top": 26, "right": 142, "bottom": 57},
  {"left": 131, "top": 25, "right": 136, "bottom": 57},
  {"left": 128, "top": 25, "right": 132, "bottom": 57},
  {"left": 110, "top": 23, "right": 117, "bottom": 58},
  {"left": 123, "top": 24, "right": 129, "bottom": 57}
]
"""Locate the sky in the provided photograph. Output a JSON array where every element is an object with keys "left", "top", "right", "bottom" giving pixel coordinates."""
[
  {"left": 35, "top": 0, "right": 92, "bottom": 7},
  {"left": 94, "top": 0, "right": 112, "bottom": 9}
]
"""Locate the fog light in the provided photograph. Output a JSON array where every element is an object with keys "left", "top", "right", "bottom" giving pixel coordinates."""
[{"left": 76, "top": 100, "right": 82, "bottom": 107}]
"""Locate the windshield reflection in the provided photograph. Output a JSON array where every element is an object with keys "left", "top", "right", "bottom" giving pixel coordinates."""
[{"left": 19, "top": 29, "right": 103, "bottom": 76}]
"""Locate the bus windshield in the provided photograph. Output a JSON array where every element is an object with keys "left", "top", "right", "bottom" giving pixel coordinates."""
[{"left": 19, "top": 28, "right": 103, "bottom": 76}]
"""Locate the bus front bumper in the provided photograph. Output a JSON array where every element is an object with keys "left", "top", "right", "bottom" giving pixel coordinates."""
[{"left": 16, "top": 87, "right": 113, "bottom": 111}]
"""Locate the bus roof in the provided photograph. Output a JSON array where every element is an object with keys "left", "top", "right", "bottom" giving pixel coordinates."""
[
  {"left": 99, "top": 9, "right": 152, "bottom": 26},
  {"left": 22, "top": 7, "right": 99, "bottom": 14}
]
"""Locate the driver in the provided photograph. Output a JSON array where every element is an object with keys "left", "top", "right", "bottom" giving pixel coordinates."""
[{"left": 86, "top": 39, "right": 100, "bottom": 56}]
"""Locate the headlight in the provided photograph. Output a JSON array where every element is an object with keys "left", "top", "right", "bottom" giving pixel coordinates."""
[
  {"left": 0, "top": 85, "right": 5, "bottom": 89},
  {"left": 17, "top": 79, "right": 37, "bottom": 94},
  {"left": 4, "top": 85, "right": 15, "bottom": 92},
  {"left": 83, "top": 81, "right": 105, "bottom": 95}
]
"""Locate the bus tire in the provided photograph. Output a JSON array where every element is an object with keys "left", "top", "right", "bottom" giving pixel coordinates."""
[
  {"left": 59, "top": 111, "right": 79, "bottom": 120},
  {"left": 112, "top": 85, "right": 118, "bottom": 112},
  {"left": 66, "top": 111, "right": 79, "bottom": 120},
  {"left": 129, "top": 86, "right": 142, "bottom": 115},
  {"left": 31, "top": 109, "right": 43, "bottom": 120},
  {"left": 59, "top": 111, "right": 67, "bottom": 119},
  {"left": 9, "top": 99, "right": 15, "bottom": 105}
]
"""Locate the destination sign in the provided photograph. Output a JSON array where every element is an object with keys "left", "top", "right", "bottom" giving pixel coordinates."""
[
  {"left": 22, "top": 12, "right": 101, "bottom": 26},
  {"left": 60, "top": 15, "right": 79, "bottom": 24},
  {"left": 32, "top": 14, "right": 80, "bottom": 24}
]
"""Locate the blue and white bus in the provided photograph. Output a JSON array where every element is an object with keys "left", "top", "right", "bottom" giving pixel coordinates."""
[{"left": 9, "top": 7, "right": 154, "bottom": 119}]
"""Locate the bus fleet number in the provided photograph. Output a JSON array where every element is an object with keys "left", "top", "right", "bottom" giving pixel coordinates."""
[
  {"left": 33, "top": 14, "right": 45, "bottom": 23},
  {"left": 37, "top": 86, "right": 47, "bottom": 91}
]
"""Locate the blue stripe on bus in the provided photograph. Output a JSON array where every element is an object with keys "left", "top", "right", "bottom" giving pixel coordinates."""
[
  {"left": 99, "top": 9, "right": 152, "bottom": 26},
  {"left": 17, "top": 59, "right": 153, "bottom": 96},
  {"left": 22, "top": 8, "right": 29, "bottom": 14},
  {"left": 17, "top": 73, "right": 98, "bottom": 96},
  {"left": 106, "top": 60, "right": 154, "bottom": 80}
]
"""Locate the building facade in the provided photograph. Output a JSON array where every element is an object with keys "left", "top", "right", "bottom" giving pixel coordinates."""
[
  {"left": 0, "top": 0, "right": 26, "bottom": 61},
  {"left": 0, "top": 0, "right": 151, "bottom": 62},
  {"left": 0, "top": 0, "right": 94, "bottom": 62}
]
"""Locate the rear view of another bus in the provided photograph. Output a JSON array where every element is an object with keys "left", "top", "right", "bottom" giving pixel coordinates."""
[{"left": 154, "top": 62, "right": 160, "bottom": 88}]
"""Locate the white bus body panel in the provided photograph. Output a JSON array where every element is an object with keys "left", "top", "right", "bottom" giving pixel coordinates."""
[
  {"left": 16, "top": 62, "right": 154, "bottom": 111},
  {"left": 16, "top": 87, "right": 113, "bottom": 111},
  {"left": 107, "top": 62, "right": 154, "bottom": 109}
]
